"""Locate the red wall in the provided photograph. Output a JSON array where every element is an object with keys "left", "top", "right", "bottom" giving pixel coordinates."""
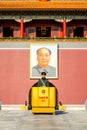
[
  {"left": 57, "top": 49, "right": 87, "bottom": 104},
  {"left": 0, "top": 50, "right": 30, "bottom": 104},
  {"left": 0, "top": 49, "right": 87, "bottom": 104}
]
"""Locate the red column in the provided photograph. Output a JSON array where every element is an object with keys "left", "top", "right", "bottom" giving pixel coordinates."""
[
  {"left": 84, "top": 28, "right": 87, "bottom": 38},
  {"left": 63, "top": 18, "right": 67, "bottom": 38},
  {"left": 20, "top": 19, "right": 24, "bottom": 38}
]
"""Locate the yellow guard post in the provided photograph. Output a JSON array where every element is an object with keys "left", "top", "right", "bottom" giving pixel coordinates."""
[{"left": 31, "top": 87, "right": 56, "bottom": 114}]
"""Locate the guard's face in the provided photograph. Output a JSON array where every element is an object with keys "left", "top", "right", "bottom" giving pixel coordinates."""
[
  {"left": 37, "top": 48, "right": 50, "bottom": 68},
  {"left": 41, "top": 74, "right": 46, "bottom": 78}
]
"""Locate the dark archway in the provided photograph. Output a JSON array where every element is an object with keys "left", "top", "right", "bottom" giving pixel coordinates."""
[
  {"left": 36, "top": 27, "right": 51, "bottom": 37},
  {"left": 3, "top": 27, "right": 13, "bottom": 37},
  {"left": 74, "top": 27, "right": 84, "bottom": 37}
]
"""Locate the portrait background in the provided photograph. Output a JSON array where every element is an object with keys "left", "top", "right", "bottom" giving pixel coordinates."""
[{"left": 30, "top": 42, "right": 58, "bottom": 79}]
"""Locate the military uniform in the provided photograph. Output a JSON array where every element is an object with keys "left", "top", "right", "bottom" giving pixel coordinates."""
[{"left": 38, "top": 78, "right": 49, "bottom": 87}]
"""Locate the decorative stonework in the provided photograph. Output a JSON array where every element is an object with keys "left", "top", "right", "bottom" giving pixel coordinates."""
[{"left": 55, "top": 19, "right": 72, "bottom": 23}]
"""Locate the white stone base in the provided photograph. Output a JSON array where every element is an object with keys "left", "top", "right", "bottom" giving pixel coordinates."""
[
  {"left": 1, "top": 104, "right": 86, "bottom": 110},
  {"left": 1, "top": 105, "right": 23, "bottom": 110},
  {"left": 65, "top": 105, "right": 85, "bottom": 110}
]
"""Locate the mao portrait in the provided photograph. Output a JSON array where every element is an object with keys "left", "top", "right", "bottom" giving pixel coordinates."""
[{"left": 30, "top": 43, "right": 58, "bottom": 79}]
